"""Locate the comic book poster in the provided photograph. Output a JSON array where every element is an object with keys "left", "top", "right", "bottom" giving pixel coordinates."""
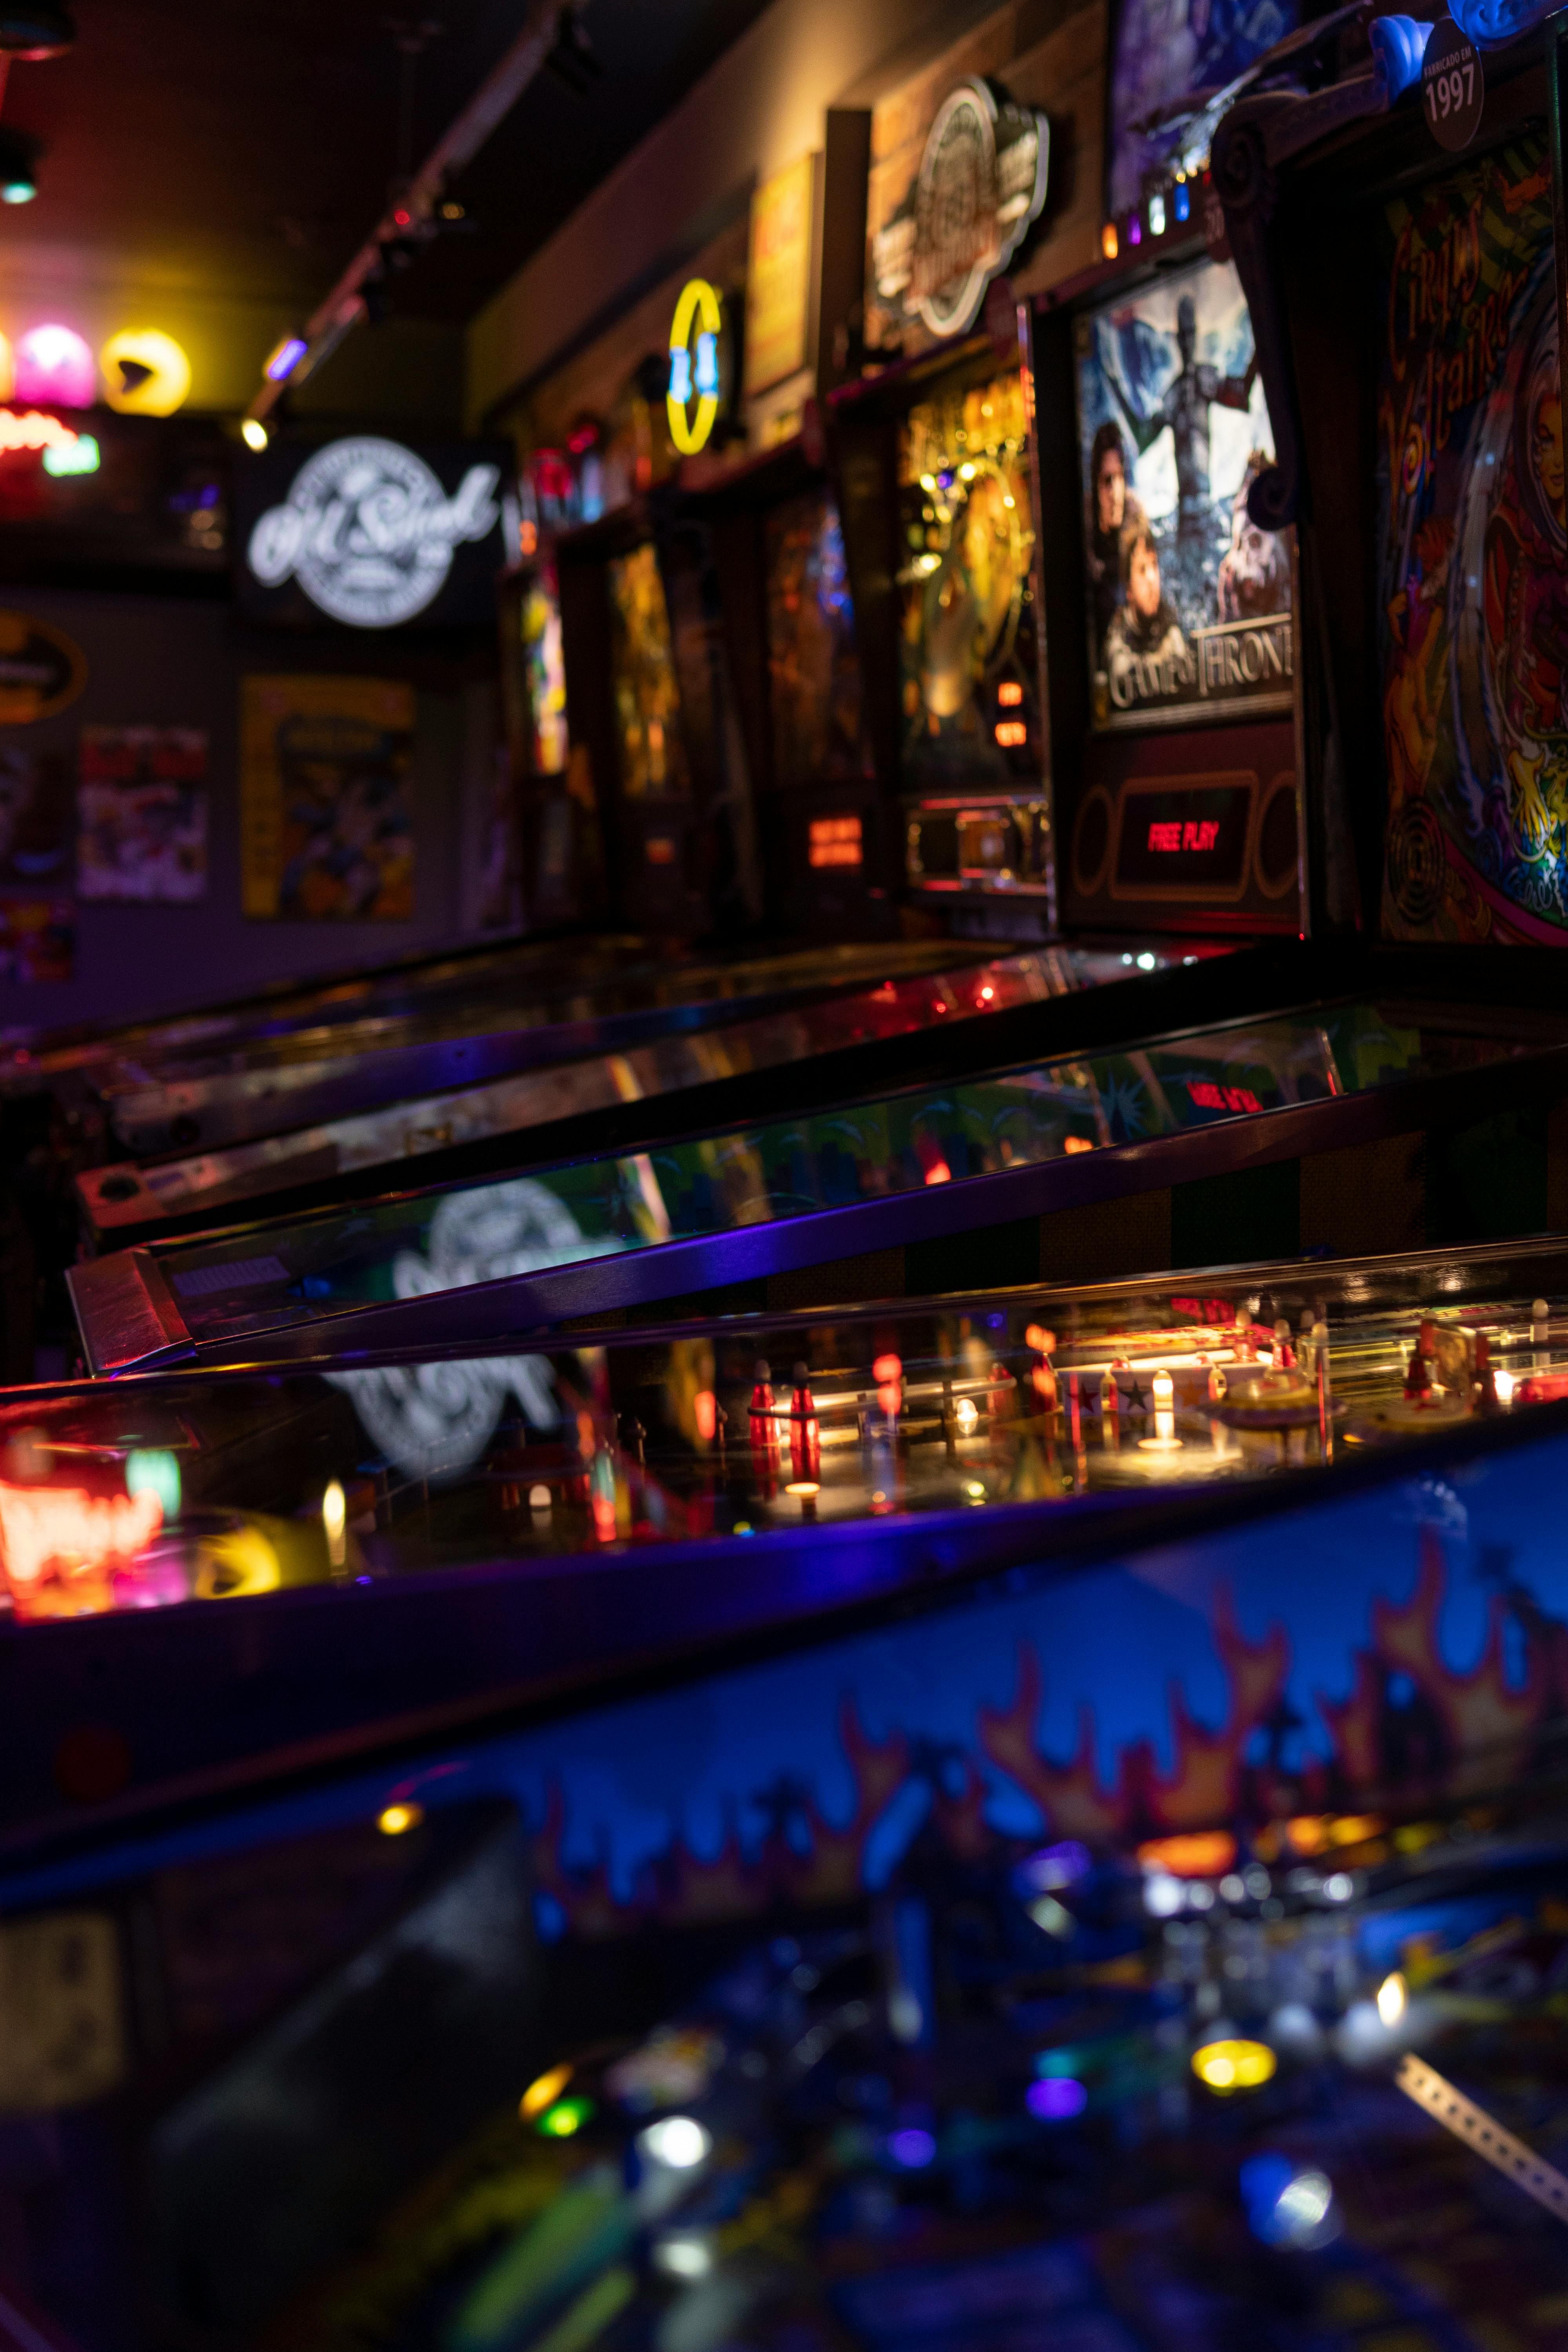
[
  {"left": 77, "top": 726, "right": 208, "bottom": 902},
  {"left": 1074, "top": 253, "right": 1292, "bottom": 732},
  {"left": 1378, "top": 136, "right": 1564, "bottom": 944},
  {"left": 240, "top": 676, "right": 415, "bottom": 921},
  {"left": 897, "top": 369, "right": 1042, "bottom": 793},
  {"left": 607, "top": 544, "right": 689, "bottom": 800},
  {"left": 0, "top": 898, "right": 72, "bottom": 982},
  {"left": 0, "top": 742, "right": 70, "bottom": 886},
  {"left": 1107, "top": 0, "right": 1298, "bottom": 220},
  {"left": 764, "top": 490, "right": 871, "bottom": 789}
]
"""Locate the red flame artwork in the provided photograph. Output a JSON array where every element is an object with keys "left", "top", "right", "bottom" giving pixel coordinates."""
[{"left": 529, "top": 1530, "right": 1558, "bottom": 1937}]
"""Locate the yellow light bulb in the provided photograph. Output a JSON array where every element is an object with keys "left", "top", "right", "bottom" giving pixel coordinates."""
[
  {"left": 377, "top": 1801, "right": 423, "bottom": 1836},
  {"left": 1192, "top": 2038, "right": 1276, "bottom": 2094},
  {"left": 1377, "top": 1971, "right": 1406, "bottom": 2028}
]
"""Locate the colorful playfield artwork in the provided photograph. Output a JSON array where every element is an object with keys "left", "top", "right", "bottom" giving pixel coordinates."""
[{"left": 1378, "top": 137, "right": 1565, "bottom": 944}]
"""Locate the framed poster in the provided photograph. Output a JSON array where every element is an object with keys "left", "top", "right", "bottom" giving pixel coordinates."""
[
  {"left": 1074, "top": 253, "right": 1293, "bottom": 732},
  {"left": 240, "top": 676, "right": 415, "bottom": 921},
  {"left": 77, "top": 726, "right": 209, "bottom": 902},
  {"left": 1378, "top": 136, "right": 1564, "bottom": 944},
  {"left": 1106, "top": 0, "right": 1298, "bottom": 221},
  {"left": 764, "top": 489, "right": 871, "bottom": 789}
]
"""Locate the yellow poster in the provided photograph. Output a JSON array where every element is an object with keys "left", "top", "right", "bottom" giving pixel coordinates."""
[
  {"left": 240, "top": 675, "right": 416, "bottom": 920},
  {"left": 744, "top": 152, "right": 816, "bottom": 396}
]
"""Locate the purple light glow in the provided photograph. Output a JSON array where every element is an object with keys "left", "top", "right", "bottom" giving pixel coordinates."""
[
  {"left": 887, "top": 2127, "right": 937, "bottom": 2168},
  {"left": 1027, "top": 2077, "right": 1087, "bottom": 2121}
]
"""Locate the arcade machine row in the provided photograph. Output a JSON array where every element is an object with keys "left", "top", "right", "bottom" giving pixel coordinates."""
[
  {"left": 544, "top": 379, "right": 772, "bottom": 943},
  {"left": 828, "top": 109, "right": 1301, "bottom": 953},
  {"left": 9, "top": 1336, "right": 1568, "bottom": 2348}
]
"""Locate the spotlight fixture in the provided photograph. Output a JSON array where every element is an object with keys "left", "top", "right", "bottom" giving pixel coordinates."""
[
  {"left": 241, "top": 418, "right": 269, "bottom": 452},
  {"left": 0, "top": 125, "right": 38, "bottom": 203},
  {"left": 0, "top": 2, "right": 73, "bottom": 57}
]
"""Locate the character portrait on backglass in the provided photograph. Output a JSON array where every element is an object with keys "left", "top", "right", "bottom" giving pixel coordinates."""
[
  {"left": 1378, "top": 136, "right": 1567, "bottom": 943},
  {"left": 1076, "top": 253, "right": 1293, "bottom": 731},
  {"left": 1107, "top": 0, "right": 1298, "bottom": 219}
]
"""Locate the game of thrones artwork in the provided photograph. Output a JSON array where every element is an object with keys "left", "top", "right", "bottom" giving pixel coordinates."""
[
  {"left": 1075, "top": 253, "right": 1293, "bottom": 732},
  {"left": 1378, "top": 136, "right": 1566, "bottom": 944}
]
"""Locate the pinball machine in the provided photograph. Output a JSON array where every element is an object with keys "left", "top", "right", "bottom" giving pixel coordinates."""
[
  {"left": 8, "top": 1245, "right": 1568, "bottom": 2343},
  {"left": 58, "top": 944, "right": 1568, "bottom": 1377}
]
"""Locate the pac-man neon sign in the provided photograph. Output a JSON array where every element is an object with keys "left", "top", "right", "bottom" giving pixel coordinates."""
[{"left": 666, "top": 277, "right": 723, "bottom": 456}]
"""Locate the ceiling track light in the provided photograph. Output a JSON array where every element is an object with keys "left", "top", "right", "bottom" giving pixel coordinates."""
[{"left": 241, "top": 0, "right": 572, "bottom": 436}]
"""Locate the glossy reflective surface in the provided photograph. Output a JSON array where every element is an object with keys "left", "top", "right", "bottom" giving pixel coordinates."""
[
  {"left": 90, "top": 935, "right": 991, "bottom": 1153},
  {"left": 79, "top": 944, "right": 1172, "bottom": 1230},
  {"left": 92, "top": 998, "right": 1553, "bottom": 1357},
  {"left": 16, "top": 1243, "right": 1568, "bottom": 1623}
]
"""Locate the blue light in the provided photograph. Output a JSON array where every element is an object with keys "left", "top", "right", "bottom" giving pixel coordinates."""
[
  {"left": 1173, "top": 180, "right": 1191, "bottom": 224},
  {"left": 887, "top": 2127, "right": 936, "bottom": 2168},
  {"left": 1017, "top": 1839, "right": 1091, "bottom": 1894},
  {"left": 693, "top": 330, "right": 719, "bottom": 399},
  {"left": 265, "top": 336, "right": 309, "bottom": 384},
  {"left": 1241, "top": 2154, "right": 1338, "bottom": 2248},
  {"left": 1027, "top": 2077, "right": 1087, "bottom": 2120},
  {"left": 668, "top": 345, "right": 692, "bottom": 404}
]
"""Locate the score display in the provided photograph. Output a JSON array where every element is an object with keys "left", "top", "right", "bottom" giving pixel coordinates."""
[{"left": 1115, "top": 782, "right": 1252, "bottom": 889}]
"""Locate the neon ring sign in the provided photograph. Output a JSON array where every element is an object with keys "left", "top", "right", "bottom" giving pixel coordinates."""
[{"left": 666, "top": 278, "right": 722, "bottom": 456}]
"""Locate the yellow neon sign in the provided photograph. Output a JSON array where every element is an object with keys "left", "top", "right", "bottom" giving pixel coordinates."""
[{"left": 666, "top": 277, "right": 722, "bottom": 456}]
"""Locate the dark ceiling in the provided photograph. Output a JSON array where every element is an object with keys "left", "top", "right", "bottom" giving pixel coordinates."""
[{"left": 4, "top": 0, "right": 777, "bottom": 320}]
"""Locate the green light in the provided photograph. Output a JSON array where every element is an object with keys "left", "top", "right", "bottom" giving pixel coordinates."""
[
  {"left": 2, "top": 182, "right": 36, "bottom": 206},
  {"left": 126, "top": 1448, "right": 180, "bottom": 1518},
  {"left": 42, "top": 434, "right": 99, "bottom": 478},
  {"left": 536, "top": 2095, "right": 595, "bottom": 2138}
]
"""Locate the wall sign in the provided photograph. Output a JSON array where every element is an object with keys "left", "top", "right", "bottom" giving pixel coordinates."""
[
  {"left": 666, "top": 279, "right": 725, "bottom": 456},
  {"left": 101, "top": 328, "right": 192, "bottom": 416},
  {"left": 745, "top": 154, "right": 816, "bottom": 396},
  {"left": 1421, "top": 20, "right": 1484, "bottom": 151},
  {"left": 236, "top": 436, "right": 508, "bottom": 630},
  {"left": 0, "top": 611, "right": 87, "bottom": 723},
  {"left": 871, "top": 78, "right": 1049, "bottom": 342}
]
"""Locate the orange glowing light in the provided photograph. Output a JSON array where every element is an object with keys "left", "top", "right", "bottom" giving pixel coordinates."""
[
  {"left": 1024, "top": 1325, "right": 1056, "bottom": 1355},
  {"left": 521, "top": 2062, "right": 575, "bottom": 2120},
  {"left": 997, "top": 681, "right": 1024, "bottom": 706},
  {"left": 924, "top": 1160, "right": 953, "bottom": 1186},
  {"left": 980, "top": 985, "right": 995, "bottom": 1001},
  {"left": 1286, "top": 1814, "right": 1330, "bottom": 1855},
  {"left": 693, "top": 1390, "right": 717, "bottom": 1443},
  {"left": 1102, "top": 222, "right": 1119, "bottom": 260},
  {"left": 1063, "top": 1135, "right": 1094, "bottom": 1154},
  {"left": 0, "top": 1480, "right": 162, "bottom": 1591},
  {"left": 808, "top": 813, "right": 863, "bottom": 869},
  {"left": 1137, "top": 1831, "right": 1236, "bottom": 1880},
  {"left": 994, "top": 720, "right": 1027, "bottom": 748},
  {"left": 873, "top": 1355, "right": 903, "bottom": 1383},
  {"left": 592, "top": 1492, "right": 618, "bottom": 1543}
]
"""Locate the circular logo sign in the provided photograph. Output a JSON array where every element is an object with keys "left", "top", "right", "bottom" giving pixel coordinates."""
[
  {"left": 0, "top": 610, "right": 87, "bottom": 724},
  {"left": 247, "top": 436, "right": 501, "bottom": 628},
  {"left": 1421, "top": 20, "right": 1484, "bottom": 153}
]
